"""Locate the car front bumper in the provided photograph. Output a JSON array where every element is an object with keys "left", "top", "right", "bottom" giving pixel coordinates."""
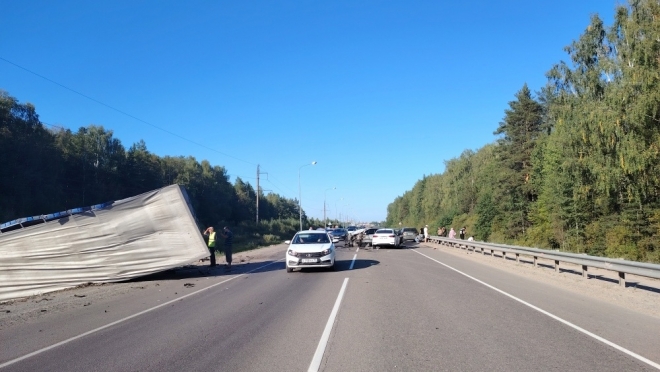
[{"left": 286, "top": 253, "right": 335, "bottom": 268}]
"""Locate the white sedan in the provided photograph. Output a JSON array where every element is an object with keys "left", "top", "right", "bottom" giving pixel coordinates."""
[
  {"left": 372, "top": 228, "right": 402, "bottom": 248},
  {"left": 285, "top": 231, "right": 336, "bottom": 272}
]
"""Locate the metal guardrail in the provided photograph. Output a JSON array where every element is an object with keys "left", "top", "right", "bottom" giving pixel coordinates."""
[
  {"left": 426, "top": 236, "right": 660, "bottom": 287},
  {"left": 0, "top": 202, "right": 113, "bottom": 234}
]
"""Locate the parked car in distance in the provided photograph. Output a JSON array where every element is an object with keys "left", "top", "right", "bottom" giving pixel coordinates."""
[
  {"left": 347, "top": 226, "right": 358, "bottom": 233},
  {"left": 331, "top": 228, "right": 348, "bottom": 241},
  {"left": 285, "top": 231, "right": 336, "bottom": 272},
  {"left": 401, "top": 227, "right": 418, "bottom": 242},
  {"left": 372, "top": 228, "right": 401, "bottom": 248}
]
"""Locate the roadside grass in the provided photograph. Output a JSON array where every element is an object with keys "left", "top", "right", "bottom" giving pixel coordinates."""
[{"left": 208, "top": 218, "right": 300, "bottom": 255}]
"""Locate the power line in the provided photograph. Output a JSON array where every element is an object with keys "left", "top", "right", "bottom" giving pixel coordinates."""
[
  {"left": 0, "top": 56, "right": 257, "bottom": 166},
  {"left": 1, "top": 57, "right": 304, "bottom": 192},
  {"left": 265, "top": 174, "right": 297, "bottom": 197},
  {"left": 265, "top": 179, "right": 295, "bottom": 199},
  {"left": 38, "top": 120, "right": 257, "bottom": 181}
]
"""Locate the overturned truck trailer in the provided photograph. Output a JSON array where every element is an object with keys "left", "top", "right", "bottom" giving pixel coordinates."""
[{"left": 0, "top": 185, "right": 208, "bottom": 302}]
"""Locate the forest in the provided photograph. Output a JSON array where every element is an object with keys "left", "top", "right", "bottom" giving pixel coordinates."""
[
  {"left": 0, "top": 92, "right": 307, "bottom": 250},
  {"left": 386, "top": 0, "right": 660, "bottom": 263}
]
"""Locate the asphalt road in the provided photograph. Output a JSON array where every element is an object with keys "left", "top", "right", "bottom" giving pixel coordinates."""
[{"left": 1, "top": 241, "right": 659, "bottom": 371}]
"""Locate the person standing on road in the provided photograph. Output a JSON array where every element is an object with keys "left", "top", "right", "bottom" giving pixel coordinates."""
[
  {"left": 424, "top": 225, "right": 429, "bottom": 242},
  {"left": 459, "top": 226, "right": 466, "bottom": 240},
  {"left": 448, "top": 227, "right": 456, "bottom": 239},
  {"left": 203, "top": 227, "right": 217, "bottom": 267},
  {"left": 221, "top": 226, "right": 233, "bottom": 269}
]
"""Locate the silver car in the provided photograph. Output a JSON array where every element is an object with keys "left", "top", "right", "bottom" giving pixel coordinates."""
[{"left": 401, "top": 227, "right": 418, "bottom": 242}]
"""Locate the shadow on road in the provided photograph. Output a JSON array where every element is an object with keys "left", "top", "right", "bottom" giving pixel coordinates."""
[
  {"left": 127, "top": 260, "right": 283, "bottom": 282},
  {"left": 290, "top": 259, "right": 380, "bottom": 273}
]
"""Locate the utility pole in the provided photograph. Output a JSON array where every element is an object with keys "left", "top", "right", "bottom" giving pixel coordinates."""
[
  {"left": 324, "top": 187, "right": 336, "bottom": 229},
  {"left": 256, "top": 165, "right": 259, "bottom": 224},
  {"left": 256, "top": 165, "right": 268, "bottom": 224}
]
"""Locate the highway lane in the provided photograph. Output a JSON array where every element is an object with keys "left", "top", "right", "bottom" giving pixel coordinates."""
[
  {"left": 409, "top": 243, "right": 660, "bottom": 363},
  {"left": 322, "top": 244, "right": 659, "bottom": 371},
  {"left": 0, "top": 244, "right": 362, "bottom": 371},
  {"left": 1, "top": 241, "right": 659, "bottom": 371},
  {"left": 0, "top": 245, "right": 292, "bottom": 364}
]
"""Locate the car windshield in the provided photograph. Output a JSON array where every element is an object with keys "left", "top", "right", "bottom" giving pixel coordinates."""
[
  {"left": 366, "top": 228, "right": 377, "bottom": 234},
  {"left": 376, "top": 229, "right": 392, "bottom": 234},
  {"left": 292, "top": 233, "right": 330, "bottom": 244},
  {"left": 347, "top": 226, "right": 356, "bottom": 231},
  {"left": 331, "top": 230, "right": 345, "bottom": 234},
  {"left": 403, "top": 228, "right": 417, "bottom": 232}
]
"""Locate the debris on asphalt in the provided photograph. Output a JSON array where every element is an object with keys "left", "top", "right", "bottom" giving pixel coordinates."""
[{"left": 184, "top": 283, "right": 195, "bottom": 288}]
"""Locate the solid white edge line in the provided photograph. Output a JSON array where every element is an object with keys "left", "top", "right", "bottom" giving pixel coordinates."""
[
  {"left": 308, "top": 277, "right": 349, "bottom": 372},
  {"left": 0, "top": 259, "right": 284, "bottom": 369},
  {"left": 411, "top": 249, "right": 660, "bottom": 370},
  {"left": 349, "top": 254, "right": 357, "bottom": 270}
]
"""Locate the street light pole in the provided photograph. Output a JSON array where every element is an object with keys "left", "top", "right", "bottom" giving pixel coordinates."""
[
  {"left": 324, "top": 187, "right": 336, "bottom": 229},
  {"left": 335, "top": 197, "right": 343, "bottom": 226},
  {"left": 298, "top": 161, "right": 317, "bottom": 231}
]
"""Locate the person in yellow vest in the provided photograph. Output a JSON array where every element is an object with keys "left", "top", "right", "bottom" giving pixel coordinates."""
[{"left": 203, "top": 226, "right": 218, "bottom": 267}]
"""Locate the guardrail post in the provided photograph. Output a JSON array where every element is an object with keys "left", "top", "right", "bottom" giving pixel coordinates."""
[
  {"left": 555, "top": 260, "right": 560, "bottom": 272},
  {"left": 490, "top": 249, "right": 494, "bottom": 257},
  {"left": 481, "top": 247, "right": 484, "bottom": 255},
  {"left": 516, "top": 253, "right": 520, "bottom": 263},
  {"left": 502, "top": 251, "right": 506, "bottom": 260},
  {"left": 533, "top": 256, "right": 537, "bottom": 268},
  {"left": 619, "top": 272, "right": 626, "bottom": 288},
  {"left": 582, "top": 265, "right": 588, "bottom": 278}
]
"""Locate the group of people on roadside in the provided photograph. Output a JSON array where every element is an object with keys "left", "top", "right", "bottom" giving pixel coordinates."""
[
  {"left": 415, "top": 225, "right": 474, "bottom": 241},
  {"left": 203, "top": 226, "right": 233, "bottom": 269}
]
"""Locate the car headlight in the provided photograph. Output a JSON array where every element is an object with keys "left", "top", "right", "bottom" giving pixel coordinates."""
[
  {"left": 321, "top": 248, "right": 333, "bottom": 255},
  {"left": 288, "top": 249, "right": 298, "bottom": 257}
]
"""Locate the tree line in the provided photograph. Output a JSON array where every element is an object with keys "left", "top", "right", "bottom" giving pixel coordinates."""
[
  {"left": 0, "top": 91, "right": 306, "bottom": 246},
  {"left": 386, "top": 0, "right": 660, "bottom": 263}
]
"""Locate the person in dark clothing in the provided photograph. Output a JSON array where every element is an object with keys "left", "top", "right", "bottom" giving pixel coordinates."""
[
  {"left": 203, "top": 227, "right": 217, "bottom": 267},
  {"left": 221, "top": 226, "right": 233, "bottom": 269},
  {"left": 459, "top": 227, "right": 466, "bottom": 240}
]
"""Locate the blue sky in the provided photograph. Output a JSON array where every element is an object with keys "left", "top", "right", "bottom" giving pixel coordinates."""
[{"left": 1, "top": 0, "right": 617, "bottom": 222}]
